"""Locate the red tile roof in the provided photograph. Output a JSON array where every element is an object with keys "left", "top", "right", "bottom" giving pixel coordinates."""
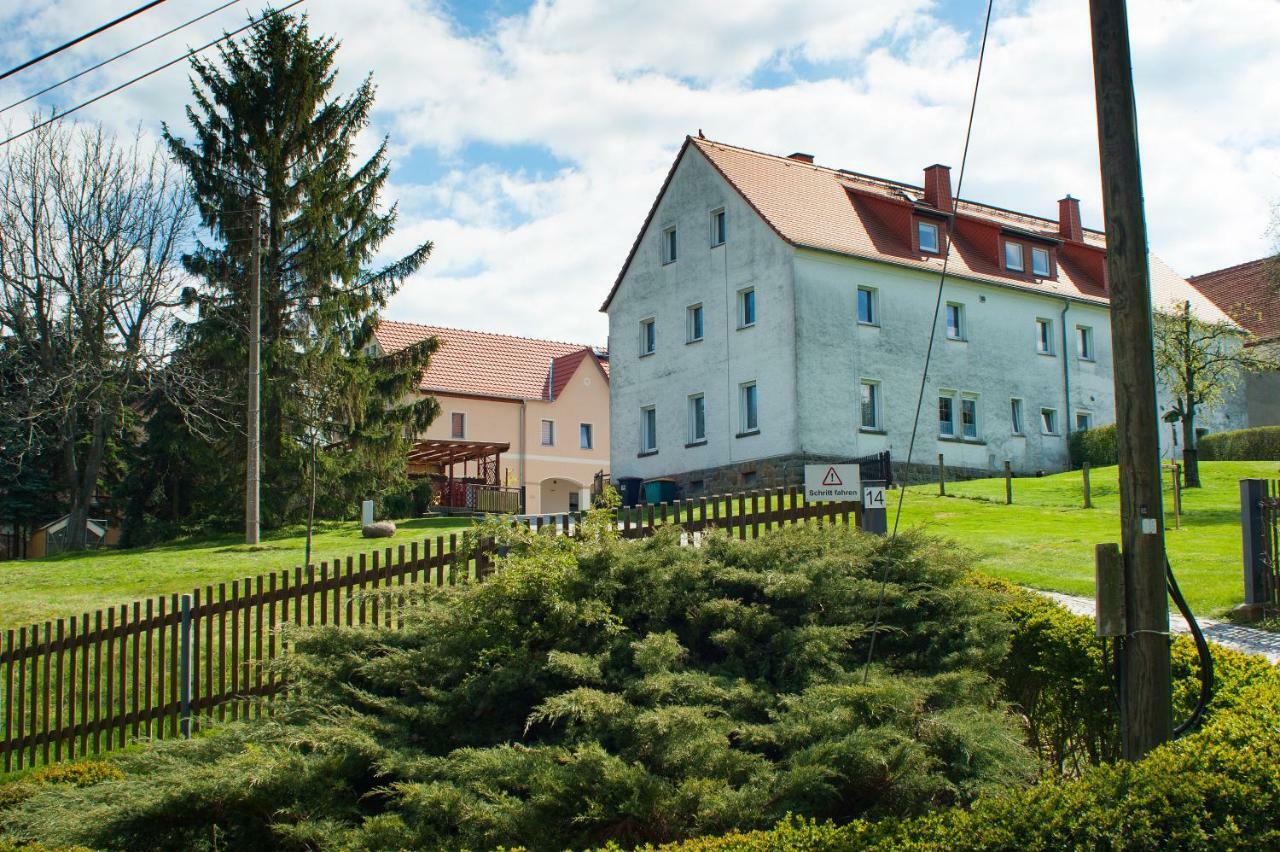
[
  {"left": 602, "top": 136, "right": 1229, "bottom": 324},
  {"left": 373, "top": 321, "right": 608, "bottom": 400},
  {"left": 1188, "top": 257, "right": 1280, "bottom": 342}
]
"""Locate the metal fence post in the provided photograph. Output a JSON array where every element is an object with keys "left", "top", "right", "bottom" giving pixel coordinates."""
[
  {"left": 1241, "top": 479, "right": 1269, "bottom": 606},
  {"left": 179, "top": 594, "right": 192, "bottom": 737}
]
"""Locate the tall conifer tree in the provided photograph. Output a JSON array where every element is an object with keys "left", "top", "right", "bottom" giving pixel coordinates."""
[{"left": 156, "top": 11, "right": 436, "bottom": 527}]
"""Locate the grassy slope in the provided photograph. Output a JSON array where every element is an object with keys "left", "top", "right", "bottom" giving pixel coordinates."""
[
  {"left": 896, "top": 460, "right": 1279, "bottom": 616},
  {"left": 0, "top": 517, "right": 473, "bottom": 629}
]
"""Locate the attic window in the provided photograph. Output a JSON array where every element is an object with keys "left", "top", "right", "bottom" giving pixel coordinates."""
[
  {"left": 1004, "top": 240, "right": 1025, "bottom": 272},
  {"left": 917, "top": 220, "right": 940, "bottom": 254},
  {"left": 661, "top": 226, "right": 677, "bottom": 264},
  {"left": 1031, "top": 247, "right": 1051, "bottom": 277}
]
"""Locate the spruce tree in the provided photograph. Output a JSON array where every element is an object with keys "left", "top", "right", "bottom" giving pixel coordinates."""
[{"left": 157, "top": 11, "right": 437, "bottom": 527}]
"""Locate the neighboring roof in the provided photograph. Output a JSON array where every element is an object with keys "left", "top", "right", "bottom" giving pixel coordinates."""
[
  {"left": 601, "top": 136, "right": 1229, "bottom": 324},
  {"left": 372, "top": 321, "right": 608, "bottom": 400},
  {"left": 1188, "top": 257, "right": 1280, "bottom": 342}
]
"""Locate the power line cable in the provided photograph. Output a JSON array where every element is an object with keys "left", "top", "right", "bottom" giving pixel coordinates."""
[
  {"left": 1, "top": 0, "right": 242, "bottom": 117},
  {"left": 861, "top": 0, "right": 995, "bottom": 685},
  {"left": 0, "top": 0, "right": 170, "bottom": 83},
  {"left": 0, "top": 0, "right": 306, "bottom": 150}
]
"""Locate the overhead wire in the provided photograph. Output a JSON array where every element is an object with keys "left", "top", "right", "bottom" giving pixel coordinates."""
[
  {"left": 861, "top": 0, "right": 994, "bottom": 685},
  {"left": 1, "top": 0, "right": 243, "bottom": 116},
  {"left": 0, "top": 0, "right": 170, "bottom": 83},
  {"left": 0, "top": 0, "right": 306, "bottom": 150}
]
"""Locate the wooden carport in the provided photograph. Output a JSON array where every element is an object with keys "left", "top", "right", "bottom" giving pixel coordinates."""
[{"left": 406, "top": 439, "right": 515, "bottom": 511}]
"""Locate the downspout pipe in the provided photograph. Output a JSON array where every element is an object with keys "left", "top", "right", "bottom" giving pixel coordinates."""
[{"left": 1060, "top": 299, "right": 1072, "bottom": 443}]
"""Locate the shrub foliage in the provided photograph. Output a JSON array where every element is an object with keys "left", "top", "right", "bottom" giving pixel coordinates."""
[
  {"left": 1198, "top": 425, "right": 1280, "bottom": 461},
  {"left": 0, "top": 521, "right": 1035, "bottom": 850},
  {"left": 1067, "top": 423, "right": 1118, "bottom": 469}
]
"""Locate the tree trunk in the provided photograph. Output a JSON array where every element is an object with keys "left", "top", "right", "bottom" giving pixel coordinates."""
[{"left": 1180, "top": 401, "right": 1201, "bottom": 488}]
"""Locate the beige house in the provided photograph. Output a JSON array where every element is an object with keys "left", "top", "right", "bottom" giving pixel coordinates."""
[{"left": 372, "top": 322, "right": 610, "bottom": 515}]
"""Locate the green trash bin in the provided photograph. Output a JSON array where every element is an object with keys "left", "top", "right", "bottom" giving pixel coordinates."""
[{"left": 643, "top": 478, "right": 678, "bottom": 505}]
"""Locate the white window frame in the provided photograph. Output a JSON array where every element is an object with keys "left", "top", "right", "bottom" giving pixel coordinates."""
[
  {"left": 857, "top": 286, "right": 878, "bottom": 326},
  {"left": 739, "top": 381, "right": 759, "bottom": 434},
  {"left": 961, "top": 393, "right": 979, "bottom": 440},
  {"left": 687, "top": 393, "right": 706, "bottom": 444},
  {"left": 918, "top": 220, "right": 940, "bottom": 254},
  {"left": 1036, "top": 318, "right": 1055, "bottom": 355},
  {"left": 1010, "top": 397, "right": 1025, "bottom": 435},
  {"left": 450, "top": 411, "right": 466, "bottom": 440},
  {"left": 686, "top": 303, "right": 704, "bottom": 343},
  {"left": 1075, "top": 411, "right": 1093, "bottom": 432},
  {"left": 1004, "top": 240, "right": 1025, "bottom": 272},
  {"left": 738, "top": 287, "right": 756, "bottom": 329},
  {"left": 945, "top": 302, "right": 965, "bottom": 340},
  {"left": 860, "top": 379, "right": 881, "bottom": 431},
  {"left": 1077, "top": 325, "right": 1094, "bottom": 361},
  {"left": 540, "top": 419, "right": 555, "bottom": 447},
  {"left": 661, "top": 225, "right": 677, "bottom": 264},
  {"left": 1031, "top": 246, "right": 1051, "bottom": 277},
  {"left": 710, "top": 208, "right": 726, "bottom": 247},
  {"left": 640, "top": 405, "right": 657, "bottom": 453},
  {"left": 1040, "top": 407, "right": 1059, "bottom": 435},
  {"left": 639, "top": 317, "right": 656, "bottom": 356},
  {"left": 580, "top": 422, "right": 593, "bottom": 450},
  {"left": 939, "top": 390, "right": 957, "bottom": 437}
]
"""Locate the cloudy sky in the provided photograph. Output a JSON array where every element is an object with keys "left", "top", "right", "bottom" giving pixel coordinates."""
[{"left": 2, "top": 0, "right": 1278, "bottom": 344}]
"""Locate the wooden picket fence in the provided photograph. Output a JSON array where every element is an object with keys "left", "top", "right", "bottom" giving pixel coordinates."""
[{"left": 1, "top": 486, "right": 859, "bottom": 771}]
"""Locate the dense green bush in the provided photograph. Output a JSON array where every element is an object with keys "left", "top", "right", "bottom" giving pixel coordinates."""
[
  {"left": 0, "top": 519, "right": 1035, "bottom": 850},
  {"left": 1199, "top": 425, "right": 1280, "bottom": 460},
  {"left": 1067, "top": 423, "right": 1118, "bottom": 469}
]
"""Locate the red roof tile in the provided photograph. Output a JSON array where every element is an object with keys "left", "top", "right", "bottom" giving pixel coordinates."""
[
  {"left": 373, "top": 321, "right": 607, "bottom": 400},
  {"left": 1188, "top": 257, "right": 1280, "bottom": 342}
]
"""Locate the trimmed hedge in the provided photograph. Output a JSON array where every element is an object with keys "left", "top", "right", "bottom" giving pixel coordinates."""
[
  {"left": 1067, "top": 423, "right": 1118, "bottom": 469},
  {"left": 1199, "top": 425, "right": 1280, "bottom": 461}
]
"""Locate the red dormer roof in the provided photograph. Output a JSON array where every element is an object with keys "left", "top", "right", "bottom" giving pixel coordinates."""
[
  {"left": 373, "top": 321, "right": 608, "bottom": 401},
  {"left": 1188, "top": 257, "right": 1280, "bottom": 343}
]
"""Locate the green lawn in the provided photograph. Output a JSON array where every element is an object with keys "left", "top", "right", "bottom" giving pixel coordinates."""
[
  {"left": 895, "top": 460, "right": 1279, "bottom": 617},
  {"left": 0, "top": 516, "right": 473, "bottom": 629}
]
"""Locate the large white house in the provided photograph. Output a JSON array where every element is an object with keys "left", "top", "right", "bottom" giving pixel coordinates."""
[{"left": 602, "top": 136, "right": 1243, "bottom": 493}]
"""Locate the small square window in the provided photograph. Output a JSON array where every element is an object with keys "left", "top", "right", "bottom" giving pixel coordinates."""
[
  {"left": 1004, "top": 241, "right": 1025, "bottom": 272},
  {"left": 640, "top": 406, "right": 657, "bottom": 453},
  {"left": 918, "top": 220, "right": 940, "bottom": 254},
  {"left": 450, "top": 412, "right": 466, "bottom": 440},
  {"left": 541, "top": 419, "right": 555, "bottom": 446},
  {"left": 710, "top": 208, "right": 726, "bottom": 247},
  {"left": 1040, "top": 407, "right": 1059, "bottom": 435},
  {"left": 686, "top": 304, "right": 704, "bottom": 343},
  {"left": 857, "top": 287, "right": 878, "bottom": 325},
  {"left": 738, "top": 288, "right": 756, "bottom": 328},
  {"left": 1077, "top": 325, "right": 1094, "bottom": 360},
  {"left": 945, "top": 302, "right": 965, "bottom": 340},
  {"left": 580, "top": 423, "right": 593, "bottom": 450},
  {"left": 1036, "top": 318, "right": 1054, "bottom": 355},
  {"left": 1075, "top": 412, "right": 1093, "bottom": 432},
  {"left": 1010, "top": 398, "right": 1024, "bottom": 435},
  {"left": 739, "top": 382, "right": 758, "bottom": 434},
  {"left": 939, "top": 393, "right": 956, "bottom": 437},
  {"left": 687, "top": 393, "right": 706, "bottom": 443},
  {"left": 661, "top": 226, "right": 677, "bottom": 264},
  {"left": 1031, "top": 247, "right": 1051, "bottom": 277},
  {"left": 860, "top": 380, "right": 880, "bottom": 430},
  {"left": 639, "top": 318, "right": 656, "bottom": 356}
]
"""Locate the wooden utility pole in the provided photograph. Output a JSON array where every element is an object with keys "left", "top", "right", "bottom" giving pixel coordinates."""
[
  {"left": 245, "top": 193, "right": 262, "bottom": 545},
  {"left": 1089, "top": 0, "right": 1172, "bottom": 759}
]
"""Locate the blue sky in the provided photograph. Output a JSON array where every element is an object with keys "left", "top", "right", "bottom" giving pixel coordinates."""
[{"left": 2, "top": 0, "right": 1278, "bottom": 343}]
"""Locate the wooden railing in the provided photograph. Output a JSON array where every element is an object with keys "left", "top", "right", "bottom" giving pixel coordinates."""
[
  {"left": 474, "top": 485, "right": 522, "bottom": 514},
  {"left": 0, "top": 487, "right": 858, "bottom": 770}
]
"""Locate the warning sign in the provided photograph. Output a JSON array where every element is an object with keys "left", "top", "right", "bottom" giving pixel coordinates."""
[{"left": 804, "top": 464, "right": 861, "bottom": 502}]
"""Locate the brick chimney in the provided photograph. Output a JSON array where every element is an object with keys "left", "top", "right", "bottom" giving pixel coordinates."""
[
  {"left": 788, "top": 152, "right": 814, "bottom": 164},
  {"left": 923, "top": 164, "right": 952, "bottom": 211},
  {"left": 1058, "top": 195, "right": 1083, "bottom": 242}
]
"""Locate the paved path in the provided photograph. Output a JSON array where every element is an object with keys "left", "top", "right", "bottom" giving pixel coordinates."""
[{"left": 1038, "top": 590, "right": 1280, "bottom": 664}]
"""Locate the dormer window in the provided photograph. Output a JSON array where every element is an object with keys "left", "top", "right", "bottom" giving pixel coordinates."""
[
  {"left": 1031, "top": 246, "right": 1051, "bottom": 277},
  {"left": 1004, "top": 240, "right": 1025, "bottom": 272},
  {"left": 917, "top": 220, "right": 940, "bottom": 254}
]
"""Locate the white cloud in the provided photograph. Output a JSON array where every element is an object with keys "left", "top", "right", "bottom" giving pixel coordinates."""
[{"left": 2, "top": 0, "right": 1278, "bottom": 344}]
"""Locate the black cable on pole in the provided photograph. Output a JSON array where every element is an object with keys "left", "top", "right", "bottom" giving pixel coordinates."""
[
  {"left": 1, "top": 0, "right": 243, "bottom": 117},
  {"left": 861, "top": 0, "right": 994, "bottom": 686},
  {"left": 0, "top": 0, "right": 306, "bottom": 151},
  {"left": 0, "top": 0, "right": 170, "bottom": 83},
  {"left": 1167, "top": 557, "right": 1213, "bottom": 736}
]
